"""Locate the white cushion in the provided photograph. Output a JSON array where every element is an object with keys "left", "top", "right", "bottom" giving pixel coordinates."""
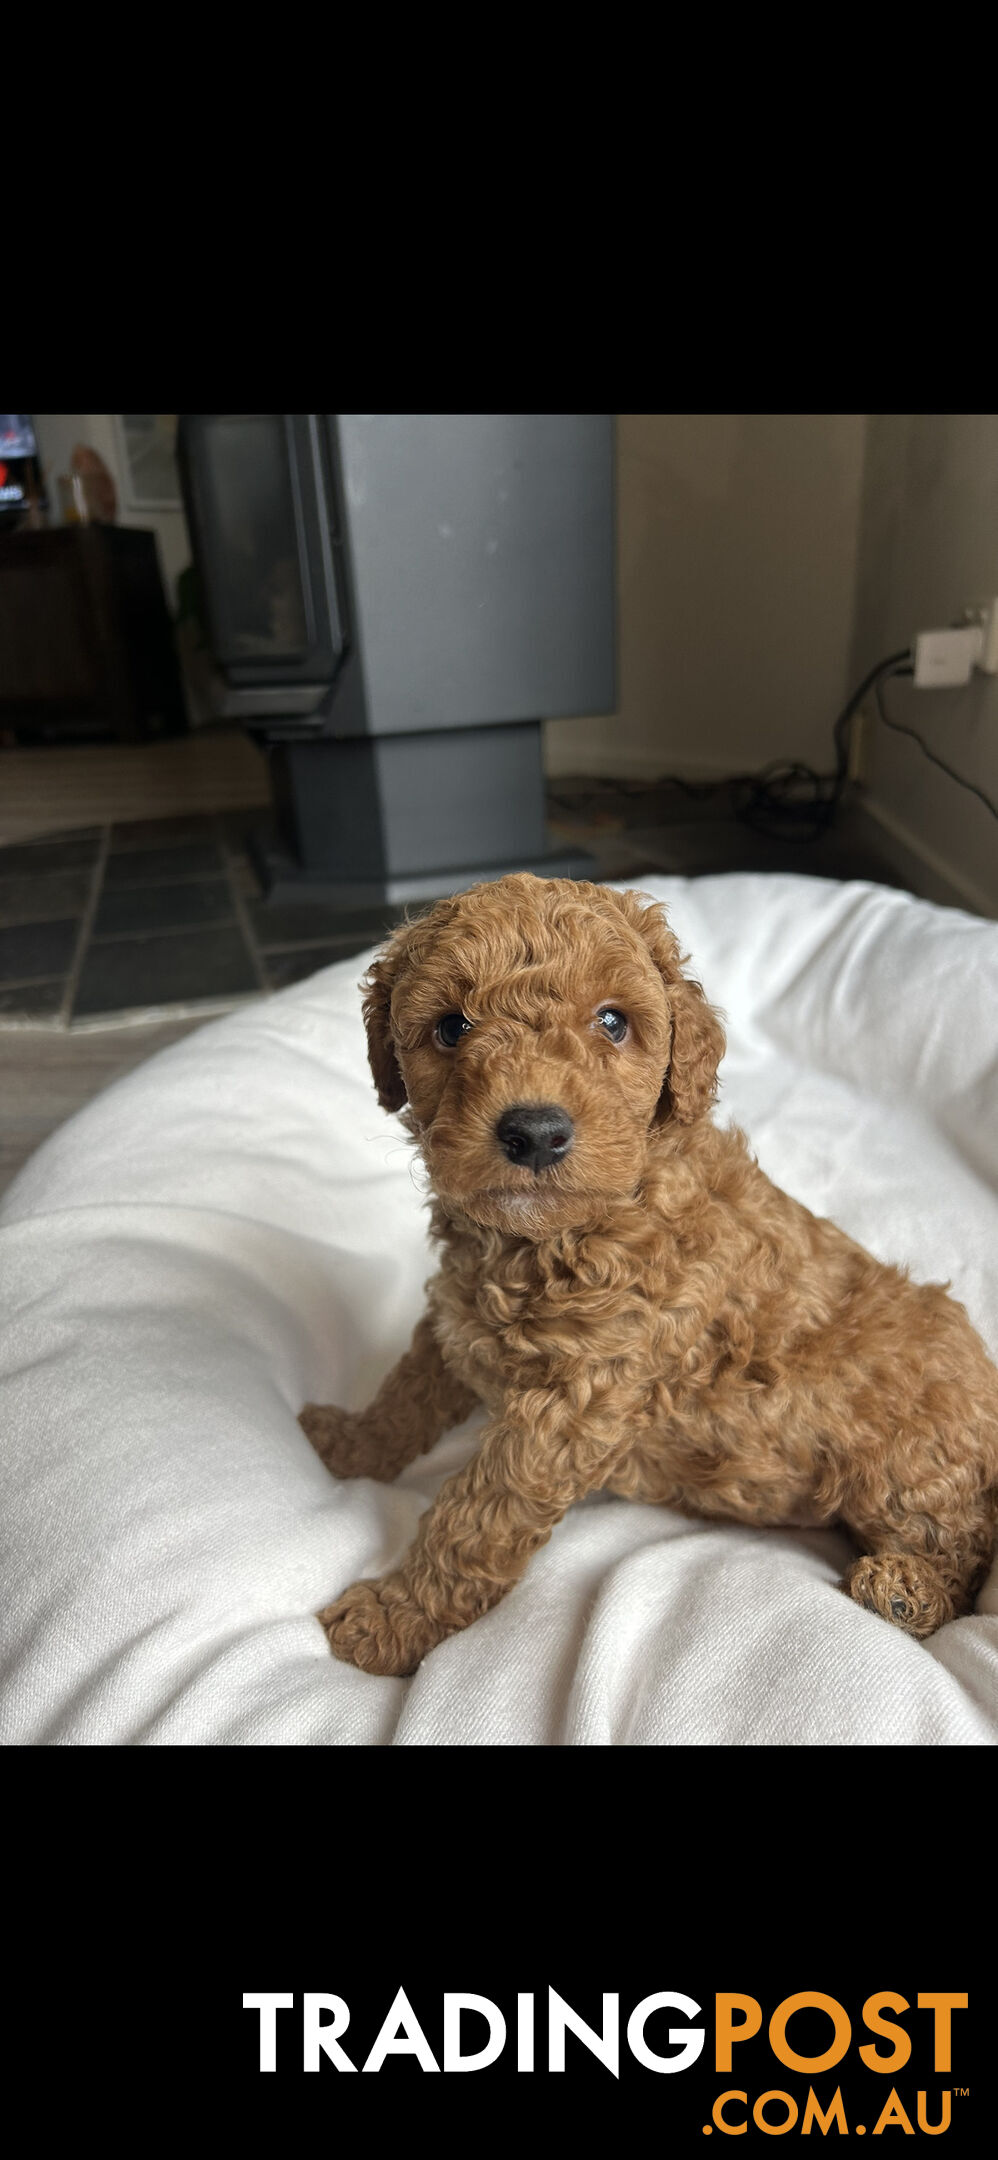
[{"left": 1, "top": 872, "right": 996, "bottom": 1746}]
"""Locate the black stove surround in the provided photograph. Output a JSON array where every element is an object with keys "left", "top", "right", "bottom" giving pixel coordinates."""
[{"left": 177, "top": 415, "right": 616, "bottom": 903}]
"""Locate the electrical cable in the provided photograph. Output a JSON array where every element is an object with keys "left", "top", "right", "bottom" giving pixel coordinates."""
[
  {"left": 549, "top": 643, "right": 997, "bottom": 840},
  {"left": 873, "top": 675, "right": 998, "bottom": 823},
  {"left": 550, "top": 648, "right": 915, "bottom": 844},
  {"left": 731, "top": 646, "right": 915, "bottom": 840}
]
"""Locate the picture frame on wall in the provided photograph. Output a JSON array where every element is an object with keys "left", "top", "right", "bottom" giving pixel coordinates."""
[{"left": 113, "top": 414, "right": 181, "bottom": 510}]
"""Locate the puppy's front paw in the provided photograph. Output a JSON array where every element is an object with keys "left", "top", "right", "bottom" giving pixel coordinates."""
[
  {"left": 300, "top": 1402, "right": 383, "bottom": 1478},
  {"left": 318, "top": 1577, "right": 441, "bottom": 1676}
]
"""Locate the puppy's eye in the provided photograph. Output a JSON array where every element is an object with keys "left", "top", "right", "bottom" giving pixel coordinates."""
[
  {"left": 596, "top": 1007, "right": 628, "bottom": 1044},
  {"left": 435, "top": 1012, "right": 472, "bottom": 1048}
]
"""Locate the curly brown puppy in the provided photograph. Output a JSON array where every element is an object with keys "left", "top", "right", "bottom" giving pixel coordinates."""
[{"left": 301, "top": 873, "right": 998, "bottom": 1676}]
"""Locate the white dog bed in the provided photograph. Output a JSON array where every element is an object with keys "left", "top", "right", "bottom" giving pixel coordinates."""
[{"left": 1, "top": 871, "right": 996, "bottom": 1747}]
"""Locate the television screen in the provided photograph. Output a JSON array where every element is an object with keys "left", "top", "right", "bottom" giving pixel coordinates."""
[
  {"left": 0, "top": 413, "right": 43, "bottom": 514},
  {"left": 0, "top": 414, "right": 38, "bottom": 460}
]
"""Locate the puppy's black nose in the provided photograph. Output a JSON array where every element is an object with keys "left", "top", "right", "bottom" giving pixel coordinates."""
[{"left": 496, "top": 1104, "right": 575, "bottom": 1172}]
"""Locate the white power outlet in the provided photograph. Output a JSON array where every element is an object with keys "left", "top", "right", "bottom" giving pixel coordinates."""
[
  {"left": 913, "top": 627, "right": 983, "bottom": 687},
  {"left": 911, "top": 598, "right": 998, "bottom": 686}
]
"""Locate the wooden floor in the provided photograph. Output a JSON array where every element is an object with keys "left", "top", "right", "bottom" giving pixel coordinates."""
[{"left": 0, "top": 726, "right": 269, "bottom": 844}]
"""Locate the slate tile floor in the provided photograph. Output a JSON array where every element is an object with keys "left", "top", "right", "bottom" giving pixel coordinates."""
[
  {"left": 0, "top": 812, "right": 411, "bottom": 1025},
  {"left": 0, "top": 780, "right": 940, "bottom": 1027}
]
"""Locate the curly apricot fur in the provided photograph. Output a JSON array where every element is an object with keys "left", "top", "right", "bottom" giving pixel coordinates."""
[{"left": 302, "top": 874, "right": 998, "bottom": 1675}]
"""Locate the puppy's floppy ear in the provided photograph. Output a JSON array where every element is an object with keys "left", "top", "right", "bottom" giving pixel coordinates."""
[
  {"left": 626, "top": 894, "right": 726, "bottom": 1126},
  {"left": 361, "top": 944, "right": 407, "bottom": 1112},
  {"left": 662, "top": 971, "right": 726, "bottom": 1125}
]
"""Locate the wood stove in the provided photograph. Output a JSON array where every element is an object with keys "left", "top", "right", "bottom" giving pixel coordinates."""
[{"left": 178, "top": 414, "right": 615, "bottom": 903}]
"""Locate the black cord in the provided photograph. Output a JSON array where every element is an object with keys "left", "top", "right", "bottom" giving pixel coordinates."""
[
  {"left": 549, "top": 645, "right": 997, "bottom": 841},
  {"left": 873, "top": 675, "right": 998, "bottom": 823},
  {"left": 735, "top": 646, "right": 915, "bottom": 841},
  {"left": 551, "top": 649, "right": 914, "bottom": 844},
  {"left": 831, "top": 649, "right": 914, "bottom": 786}
]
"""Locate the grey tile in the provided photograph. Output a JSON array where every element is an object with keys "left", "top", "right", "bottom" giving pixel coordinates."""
[
  {"left": 220, "top": 808, "right": 274, "bottom": 846},
  {"left": 0, "top": 833, "right": 102, "bottom": 876},
  {"left": 0, "top": 868, "right": 92, "bottom": 926},
  {"left": 110, "top": 815, "right": 219, "bottom": 852},
  {"left": 74, "top": 926, "right": 258, "bottom": 1017},
  {"left": 0, "top": 977, "right": 65, "bottom": 1018},
  {"left": 93, "top": 880, "right": 235, "bottom": 940},
  {"left": 547, "top": 777, "right": 940, "bottom": 901},
  {"left": 597, "top": 824, "right": 717, "bottom": 874},
  {"left": 619, "top": 820, "right": 909, "bottom": 885},
  {"left": 0, "top": 919, "right": 79, "bottom": 982},
  {"left": 102, "top": 840, "right": 226, "bottom": 886},
  {"left": 548, "top": 776, "right": 741, "bottom": 832},
  {"left": 227, "top": 847, "right": 265, "bottom": 901},
  {"left": 556, "top": 831, "right": 663, "bottom": 881},
  {"left": 264, "top": 940, "right": 376, "bottom": 989},
  {"left": 250, "top": 896, "right": 408, "bottom": 951}
]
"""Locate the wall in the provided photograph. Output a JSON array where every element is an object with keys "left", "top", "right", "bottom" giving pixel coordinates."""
[
  {"left": 38, "top": 411, "right": 996, "bottom": 913},
  {"left": 851, "top": 413, "right": 998, "bottom": 917},
  {"left": 32, "top": 414, "right": 191, "bottom": 609},
  {"left": 32, "top": 414, "right": 868, "bottom": 785},
  {"left": 546, "top": 413, "right": 869, "bottom": 782}
]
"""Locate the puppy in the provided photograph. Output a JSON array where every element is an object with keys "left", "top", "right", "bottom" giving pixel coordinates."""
[{"left": 301, "top": 873, "right": 998, "bottom": 1676}]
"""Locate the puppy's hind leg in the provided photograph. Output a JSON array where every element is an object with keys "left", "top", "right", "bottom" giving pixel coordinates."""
[
  {"left": 300, "top": 1315, "right": 478, "bottom": 1481},
  {"left": 842, "top": 1547, "right": 986, "bottom": 1638},
  {"left": 841, "top": 1497, "right": 996, "bottom": 1640}
]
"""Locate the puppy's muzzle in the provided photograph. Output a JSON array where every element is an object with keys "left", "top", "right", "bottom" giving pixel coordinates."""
[{"left": 496, "top": 1103, "right": 575, "bottom": 1174}]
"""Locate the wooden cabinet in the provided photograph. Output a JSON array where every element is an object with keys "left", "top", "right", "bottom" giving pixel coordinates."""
[{"left": 0, "top": 526, "right": 187, "bottom": 741}]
